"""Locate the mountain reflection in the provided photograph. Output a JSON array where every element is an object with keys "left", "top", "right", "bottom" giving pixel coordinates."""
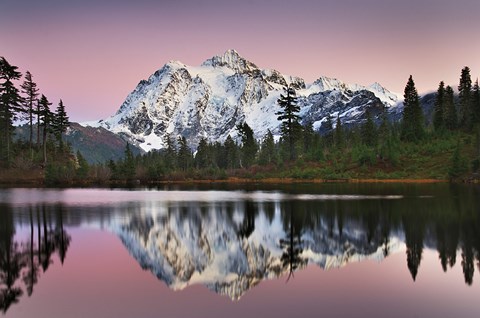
[
  {"left": 1, "top": 185, "right": 479, "bottom": 309},
  {"left": 114, "top": 194, "right": 480, "bottom": 300}
]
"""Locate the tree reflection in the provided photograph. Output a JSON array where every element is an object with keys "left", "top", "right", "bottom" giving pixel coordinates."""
[
  {"left": 279, "top": 202, "right": 306, "bottom": 281},
  {"left": 0, "top": 209, "right": 25, "bottom": 313},
  {"left": 0, "top": 203, "right": 71, "bottom": 313}
]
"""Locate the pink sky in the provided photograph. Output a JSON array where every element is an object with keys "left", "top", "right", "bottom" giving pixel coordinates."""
[{"left": 1, "top": 0, "right": 479, "bottom": 122}]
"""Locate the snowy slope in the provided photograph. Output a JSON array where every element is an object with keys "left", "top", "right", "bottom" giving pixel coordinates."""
[{"left": 83, "top": 50, "right": 400, "bottom": 152}]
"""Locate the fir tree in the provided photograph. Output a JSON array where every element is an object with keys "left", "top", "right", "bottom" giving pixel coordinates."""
[
  {"left": 223, "top": 135, "right": 239, "bottom": 169},
  {"left": 433, "top": 81, "right": 445, "bottom": 131},
  {"left": 458, "top": 66, "right": 473, "bottom": 131},
  {"left": 236, "top": 122, "right": 258, "bottom": 167},
  {"left": 258, "top": 130, "right": 276, "bottom": 165},
  {"left": 177, "top": 136, "right": 192, "bottom": 171},
  {"left": 163, "top": 134, "right": 177, "bottom": 170},
  {"left": 444, "top": 86, "right": 457, "bottom": 130},
  {"left": 0, "top": 57, "right": 22, "bottom": 164},
  {"left": 195, "top": 137, "right": 211, "bottom": 169},
  {"left": 473, "top": 79, "right": 480, "bottom": 125},
  {"left": 401, "top": 75, "right": 424, "bottom": 142},
  {"left": 323, "top": 114, "right": 334, "bottom": 147},
  {"left": 53, "top": 99, "right": 70, "bottom": 150},
  {"left": 76, "top": 150, "right": 89, "bottom": 179},
  {"left": 38, "top": 94, "right": 53, "bottom": 165},
  {"left": 123, "top": 143, "right": 136, "bottom": 180},
  {"left": 361, "top": 111, "right": 377, "bottom": 147},
  {"left": 334, "top": 116, "right": 344, "bottom": 149},
  {"left": 276, "top": 85, "right": 301, "bottom": 160},
  {"left": 20, "top": 71, "right": 39, "bottom": 152}
]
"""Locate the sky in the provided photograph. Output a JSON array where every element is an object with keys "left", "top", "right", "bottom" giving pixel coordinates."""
[{"left": 1, "top": 0, "right": 480, "bottom": 122}]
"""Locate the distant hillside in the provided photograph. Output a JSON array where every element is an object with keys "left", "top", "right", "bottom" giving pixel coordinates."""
[{"left": 15, "top": 123, "right": 143, "bottom": 164}]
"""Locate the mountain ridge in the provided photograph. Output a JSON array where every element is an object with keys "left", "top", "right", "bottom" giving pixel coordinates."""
[{"left": 83, "top": 49, "right": 401, "bottom": 152}]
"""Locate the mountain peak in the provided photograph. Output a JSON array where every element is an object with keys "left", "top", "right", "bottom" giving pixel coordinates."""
[{"left": 202, "top": 49, "right": 257, "bottom": 72}]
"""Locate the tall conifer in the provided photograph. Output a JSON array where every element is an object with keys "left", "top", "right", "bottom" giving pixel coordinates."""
[
  {"left": 53, "top": 99, "right": 70, "bottom": 150},
  {"left": 0, "top": 57, "right": 22, "bottom": 164},
  {"left": 401, "top": 75, "right": 424, "bottom": 142},
  {"left": 276, "top": 85, "right": 301, "bottom": 160},
  {"left": 458, "top": 66, "right": 473, "bottom": 131},
  {"left": 20, "top": 71, "right": 39, "bottom": 151},
  {"left": 444, "top": 86, "right": 457, "bottom": 130},
  {"left": 433, "top": 81, "right": 445, "bottom": 131}
]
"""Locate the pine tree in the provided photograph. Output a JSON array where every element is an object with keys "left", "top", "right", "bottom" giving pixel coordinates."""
[
  {"left": 0, "top": 57, "right": 22, "bottom": 164},
  {"left": 258, "top": 130, "right": 276, "bottom": 165},
  {"left": 236, "top": 122, "right": 258, "bottom": 167},
  {"left": 20, "top": 71, "right": 39, "bottom": 152},
  {"left": 401, "top": 75, "right": 424, "bottom": 142},
  {"left": 76, "top": 150, "right": 89, "bottom": 179},
  {"left": 433, "top": 81, "right": 445, "bottom": 131},
  {"left": 276, "top": 85, "right": 301, "bottom": 160},
  {"left": 53, "top": 99, "right": 70, "bottom": 150},
  {"left": 38, "top": 95, "right": 53, "bottom": 165},
  {"left": 223, "top": 135, "right": 239, "bottom": 169},
  {"left": 473, "top": 79, "right": 480, "bottom": 125},
  {"left": 444, "top": 86, "right": 457, "bottom": 130},
  {"left": 334, "top": 116, "right": 344, "bottom": 149},
  {"left": 323, "top": 114, "right": 334, "bottom": 147},
  {"left": 195, "top": 137, "right": 211, "bottom": 169},
  {"left": 124, "top": 143, "right": 136, "bottom": 180},
  {"left": 458, "top": 66, "right": 473, "bottom": 131},
  {"left": 163, "top": 134, "right": 177, "bottom": 170},
  {"left": 361, "top": 111, "right": 377, "bottom": 147},
  {"left": 177, "top": 136, "right": 192, "bottom": 171}
]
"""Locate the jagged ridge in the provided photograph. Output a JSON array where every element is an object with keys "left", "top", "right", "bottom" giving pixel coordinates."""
[{"left": 83, "top": 49, "right": 400, "bottom": 151}]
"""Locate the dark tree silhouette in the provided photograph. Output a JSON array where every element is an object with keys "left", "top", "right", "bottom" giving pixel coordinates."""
[{"left": 276, "top": 85, "right": 301, "bottom": 160}]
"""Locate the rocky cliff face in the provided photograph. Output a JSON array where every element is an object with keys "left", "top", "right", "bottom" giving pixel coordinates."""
[{"left": 84, "top": 49, "right": 400, "bottom": 152}]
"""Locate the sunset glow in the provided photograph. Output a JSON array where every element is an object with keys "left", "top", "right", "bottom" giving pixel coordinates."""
[{"left": 1, "top": 0, "right": 479, "bottom": 121}]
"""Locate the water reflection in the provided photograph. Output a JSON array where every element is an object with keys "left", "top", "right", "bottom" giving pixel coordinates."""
[
  {"left": 0, "top": 205, "right": 70, "bottom": 313},
  {"left": 0, "top": 185, "right": 479, "bottom": 312}
]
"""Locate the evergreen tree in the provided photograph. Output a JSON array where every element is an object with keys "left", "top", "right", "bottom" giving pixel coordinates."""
[
  {"left": 401, "top": 75, "right": 424, "bottom": 142},
  {"left": 53, "top": 99, "right": 70, "bottom": 150},
  {"left": 276, "top": 85, "right": 301, "bottom": 160},
  {"left": 236, "top": 122, "right": 258, "bottom": 167},
  {"left": 0, "top": 57, "right": 22, "bottom": 164},
  {"left": 361, "top": 111, "right": 377, "bottom": 147},
  {"left": 76, "top": 150, "right": 89, "bottom": 179},
  {"left": 38, "top": 95, "right": 53, "bottom": 165},
  {"left": 123, "top": 143, "right": 136, "bottom": 180},
  {"left": 177, "top": 136, "right": 192, "bottom": 171},
  {"left": 444, "top": 86, "right": 457, "bottom": 130},
  {"left": 20, "top": 71, "right": 39, "bottom": 152},
  {"left": 334, "top": 115, "right": 344, "bottom": 149},
  {"left": 163, "top": 134, "right": 177, "bottom": 170},
  {"left": 433, "top": 81, "right": 445, "bottom": 131},
  {"left": 223, "top": 135, "right": 239, "bottom": 169},
  {"left": 195, "top": 137, "right": 211, "bottom": 169},
  {"left": 473, "top": 79, "right": 480, "bottom": 125},
  {"left": 323, "top": 114, "right": 334, "bottom": 147},
  {"left": 258, "top": 130, "right": 276, "bottom": 165},
  {"left": 449, "top": 141, "right": 468, "bottom": 179},
  {"left": 458, "top": 66, "right": 473, "bottom": 131}
]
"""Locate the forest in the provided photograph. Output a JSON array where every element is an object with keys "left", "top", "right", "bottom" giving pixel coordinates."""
[{"left": 1, "top": 56, "right": 480, "bottom": 185}]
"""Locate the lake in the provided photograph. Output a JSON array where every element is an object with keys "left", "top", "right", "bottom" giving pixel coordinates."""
[{"left": 1, "top": 183, "right": 479, "bottom": 317}]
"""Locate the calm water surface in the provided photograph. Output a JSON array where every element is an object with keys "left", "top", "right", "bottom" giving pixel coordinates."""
[{"left": 1, "top": 183, "right": 479, "bottom": 317}]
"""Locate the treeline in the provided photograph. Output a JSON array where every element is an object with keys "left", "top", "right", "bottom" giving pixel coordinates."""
[
  {"left": 95, "top": 67, "right": 480, "bottom": 183},
  {"left": 0, "top": 56, "right": 90, "bottom": 184}
]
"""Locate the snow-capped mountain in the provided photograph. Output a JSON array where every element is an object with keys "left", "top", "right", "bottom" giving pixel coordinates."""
[
  {"left": 114, "top": 201, "right": 403, "bottom": 300},
  {"left": 84, "top": 49, "right": 400, "bottom": 152}
]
